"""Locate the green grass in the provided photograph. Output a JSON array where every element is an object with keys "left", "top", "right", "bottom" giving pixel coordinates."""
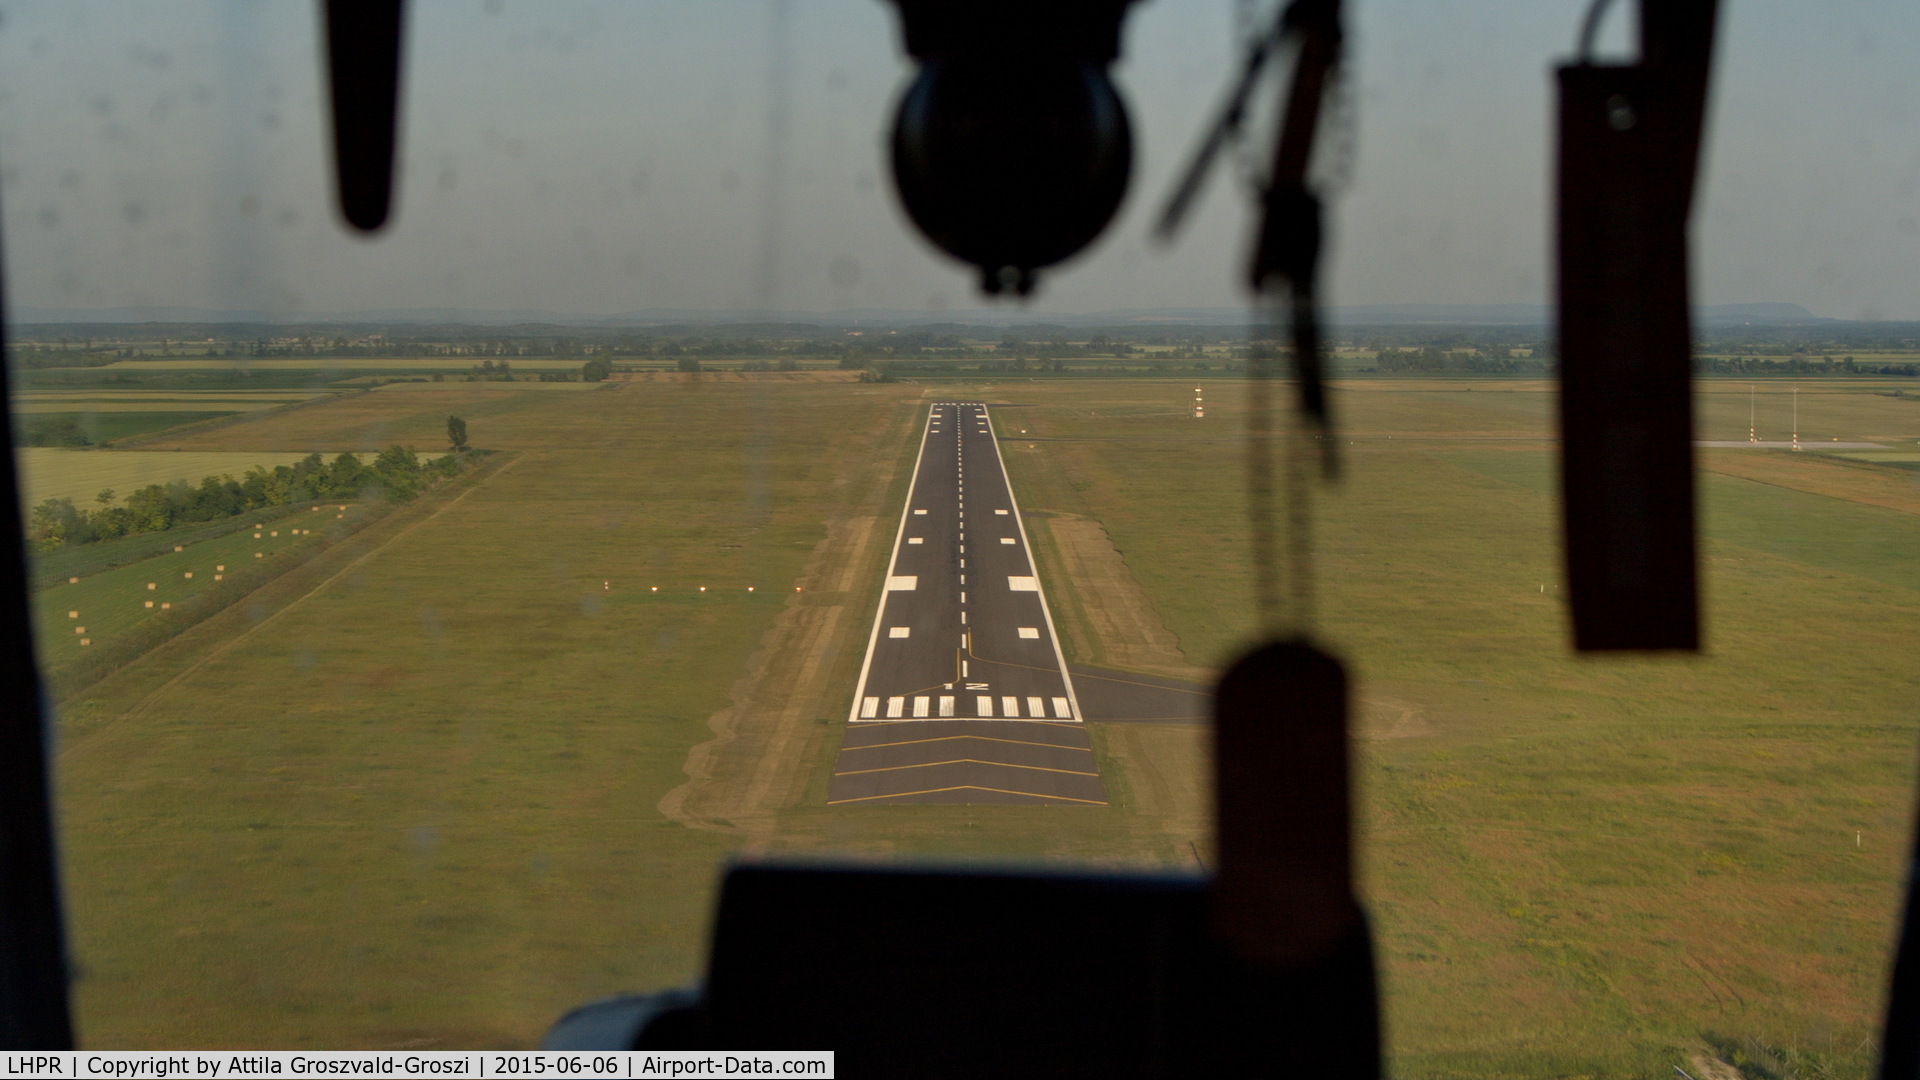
[
  {"left": 994, "top": 379, "right": 1917, "bottom": 1078},
  {"left": 32, "top": 504, "right": 368, "bottom": 687},
  {"left": 19, "top": 410, "right": 240, "bottom": 444}
]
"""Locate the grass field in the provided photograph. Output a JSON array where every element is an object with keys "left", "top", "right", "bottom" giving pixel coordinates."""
[
  {"left": 100, "top": 358, "right": 590, "bottom": 371},
  {"left": 32, "top": 504, "right": 366, "bottom": 685},
  {"left": 33, "top": 376, "right": 1920, "bottom": 1074}
]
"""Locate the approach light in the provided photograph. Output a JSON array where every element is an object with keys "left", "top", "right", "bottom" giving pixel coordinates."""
[{"left": 884, "top": 0, "right": 1141, "bottom": 297}]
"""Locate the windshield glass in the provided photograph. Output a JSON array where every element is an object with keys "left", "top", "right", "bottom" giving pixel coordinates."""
[{"left": 4, "top": 1, "right": 1916, "bottom": 1071}]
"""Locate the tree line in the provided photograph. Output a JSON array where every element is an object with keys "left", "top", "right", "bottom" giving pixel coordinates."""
[{"left": 26, "top": 446, "right": 467, "bottom": 550}]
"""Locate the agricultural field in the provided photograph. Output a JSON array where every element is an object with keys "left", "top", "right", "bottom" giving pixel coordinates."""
[
  {"left": 18, "top": 449, "right": 349, "bottom": 508},
  {"left": 30, "top": 375, "right": 1920, "bottom": 1074},
  {"left": 97, "top": 357, "right": 589, "bottom": 371},
  {"left": 32, "top": 504, "right": 366, "bottom": 687}
]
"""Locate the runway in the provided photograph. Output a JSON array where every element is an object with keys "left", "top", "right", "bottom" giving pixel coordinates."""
[{"left": 833, "top": 402, "right": 1099, "bottom": 805}]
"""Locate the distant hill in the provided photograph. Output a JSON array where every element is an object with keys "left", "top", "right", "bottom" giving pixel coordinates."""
[{"left": 9, "top": 301, "right": 1833, "bottom": 329}]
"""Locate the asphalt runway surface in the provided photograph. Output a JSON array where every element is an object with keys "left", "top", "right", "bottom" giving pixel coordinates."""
[
  {"left": 846, "top": 401, "right": 1082, "bottom": 725},
  {"left": 834, "top": 402, "right": 1098, "bottom": 805}
]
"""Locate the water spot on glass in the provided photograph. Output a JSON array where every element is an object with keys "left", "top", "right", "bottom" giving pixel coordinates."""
[
  {"left": 293, "top": 648, "right": 316, "bottom": 671},
  {"left": 855, "top": 170, "right": 877, "bottom": 193},
  {"left": 629, "top": 166, "right": 651, "bottom": 194},
  {"left": 719, "top": 170, "right": 740, "bottom": 193},
  {"left": 120, "top": 201, "right": 145, "bottom": 226},
  {"left": 622, "top": 254, "right": 645, "bottom": 278},
  {"left": 57, "top": 169, "right": 80, "bottom": 190},
  {"left": 580, "top": 594, "right": 603, "bottom": 617},
  {"left": 29, "top": 38, "right": 50, "bottom": 59},
  {"left": 483, "top": 0, "right": 504, "bottom": 12},
  {"left": 37, "top": 206, "right": 57, "bottom": 229},
  {"left": 437, "top": 165, "right": 458, "bottom": 192},
  {"left": 90, "top": 96, "right": 113, "bottom": 116},
  {"left": 260, "top": 111, "right": 281, "bottom": 131},
  {"left": 826, "top": 69, "right": 848, "bottom": 93},
  {"left": 240, "top": 195, "right": 260, "bottom": 217},
  {"left": 410, "top": 826, "right": 437, "bottom": 855},
  {"left": 278, "top": 207, "right": 301, "bottom": 228}
]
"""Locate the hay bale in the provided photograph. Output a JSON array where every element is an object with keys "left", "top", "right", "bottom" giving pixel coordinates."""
[
  {"left": 184, "top": 572, "right": 193, "bottom": 579},
  {"left": 147, "top": 583, "right": 156, "bottom": 590},
  {"left": 67, "top": 611, "right": 77, "bottom": 619},
  {"left": 74, "top": 627, "right": 84, "bottom": 634},
  {"left": 144, "top": 601, "right": 153, "bottom": 608},
  {"left": 161, "top": 602, "right": 170, "bottom": 609},
  {"left": 214, "top": 574, "right": 223, "bottom": 581},
  {"left": 217, "top": 565, "right": 225, "bottom": 572},
  {"left": 80, "top": 639, "right": 90, "bottom": 646},
  {"left": 68, "top": 577, "right": 78, "bottom": 584}
]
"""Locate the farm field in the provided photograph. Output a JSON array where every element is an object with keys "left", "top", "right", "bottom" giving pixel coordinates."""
[
  {"left": 31, "top": 504, "right": 365, "bottom": 687},
  {"left": 33, "top": 376, "right": 1920, "bottom": 1074},
  {"left": 18, "top": 449, "right": 348, "bottom": 508},
  {"left": 16, "top": 391, "right": 334, "bottom": 410},
  {"left": 98, "top": 357, "right": 590, "bottom": 371}
]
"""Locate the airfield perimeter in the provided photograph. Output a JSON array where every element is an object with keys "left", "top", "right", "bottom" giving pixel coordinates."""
[{"left": 32, "top": 373, "right": 1920, "bottom": 1075}]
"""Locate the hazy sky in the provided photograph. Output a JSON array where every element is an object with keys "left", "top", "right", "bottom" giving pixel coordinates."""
[{"left": 0, "top": 0, "right": 1914, "bottom": 318}]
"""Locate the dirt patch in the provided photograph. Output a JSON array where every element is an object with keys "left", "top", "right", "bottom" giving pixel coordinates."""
[
  {"left": 1686, "top": 1053, "right": 1745, "bottom": 1080},
  {"left": 658, "top": 400, "right": 916, "bottom": 841},
  {"left": 1042, "top": 513, "right": 1207, "bottom": 680},
  {"left": 1358, "top": 694, "right": 1437, "bottom": 741}
]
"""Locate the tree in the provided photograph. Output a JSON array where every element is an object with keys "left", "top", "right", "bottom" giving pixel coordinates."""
[
  {"left": 677, "top": 356, "right": 703, "bottom": 373},
  {"left": 447, "top": 415, "right": 469, "bottom": 452},
  {"left": 582, "top": 356, "right": 614, "bottom": 382},
  {"left": 95, "top": 489, "right": 115, "bottom": 507}
]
